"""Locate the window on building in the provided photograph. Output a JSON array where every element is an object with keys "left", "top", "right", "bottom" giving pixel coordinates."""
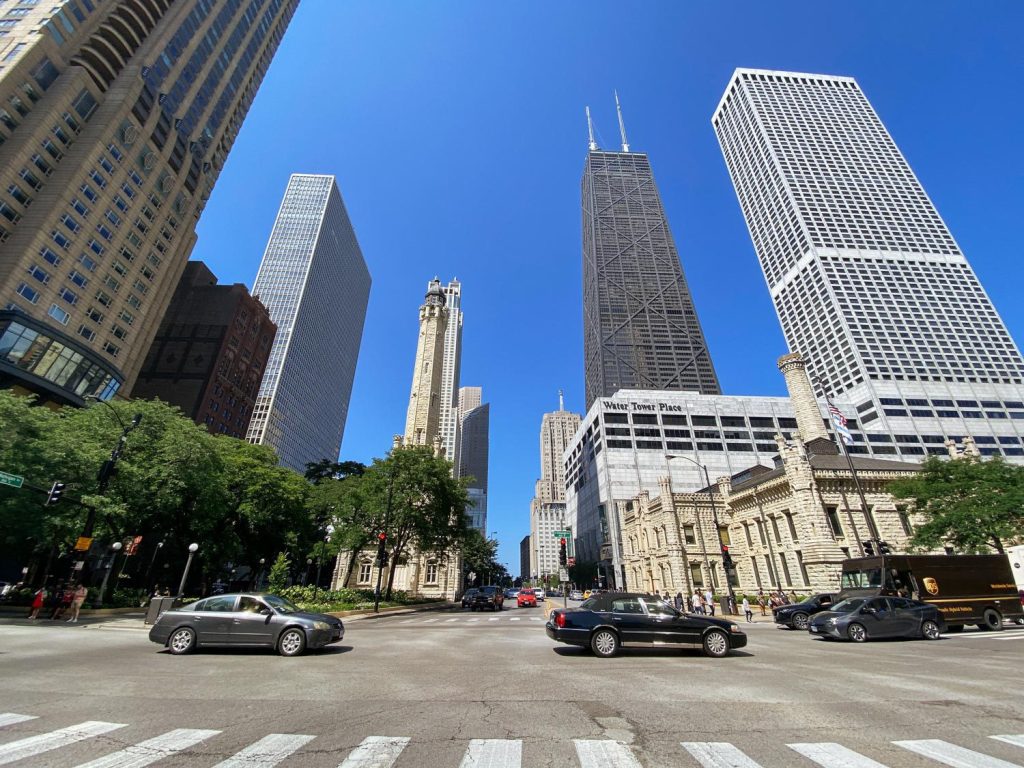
[
  {"left": 825, "top": 506, "right": 844, "bottom": 537},
  {"left": 770, "top": 516, "right": 783, "bottom": 544},
  {"left": 783, "top": 511, "right": 798, "bottom": 542},
  {"left": 425, "top": 562, "right": 439, "bottom": 583},
  {"left": 898, "top": 509, "right": 913, "bottom": 537},
  {"left": 358, "top": 562, "right": 371, "bottom": 584},
  {"left": 689, "top": 563, "right": 704, "bottom": 588},
  {"left": 683, "top": 525, "right": 695, "bottom": 545}
]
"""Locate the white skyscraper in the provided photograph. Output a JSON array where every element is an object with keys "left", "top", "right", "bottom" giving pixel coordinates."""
[
  {"left": 247, "top": 174, "right": 371, "bottom": 472},
  {"left": 713, "top": 69, "right": 1024, "bottom": 461},
  {"left": 439, "top": 280, "right": 463, "bottom": 467}
]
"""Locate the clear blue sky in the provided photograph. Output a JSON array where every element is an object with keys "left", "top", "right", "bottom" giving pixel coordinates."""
[{"left": 193, "top": 2, "right": 1024, "bottom": 573}]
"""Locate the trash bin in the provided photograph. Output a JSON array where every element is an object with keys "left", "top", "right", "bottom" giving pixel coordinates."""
[{"left": 144, "top": 596, "right": 180, "bottom": 625}]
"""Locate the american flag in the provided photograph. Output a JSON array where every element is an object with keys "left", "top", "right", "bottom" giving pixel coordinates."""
[{"left": 827, "top": 401, "right": 854, "bottom": 446}]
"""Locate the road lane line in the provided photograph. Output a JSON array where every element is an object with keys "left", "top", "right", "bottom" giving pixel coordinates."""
[
  {"left": 459, "top": 739, "right": 521, "bottom": 768},
  {"left": 681, "top": 742, "right": 763, "bottom": 767},
  {"left": 75, "top": 727, "right": 221, "bottom": 768},
  {"left": 212, "top": 734, "right": 316, "bottom": 767},
  {"left": 488, "top": 617, "right": 499, "bottom": 621},
  {"left": 530, "top": 617, "right": 543, "bottom": 621},
  {"left": 509, "top": 617, "right": 521, "bottom": 621},
  {"left": 0, "top": 714, "right": 36, "bottom": 728},
  {"left": 421, "top": 619, "right": 439, "bottom": 624},
  {"left": 991, "top": 735, "right": 1024, "bottom": 749},
  {"left": 575, "top": 739, "right": 643, "bottom": 768},
  {"left": 788, "top": 742, "right": 889, "bottom": 767},
  {"left": 894, "top": 739, "right": 1021, "bottom": 768},
  {"left": 338, "top": 736, "right": 409, "bottom": 768},
  {"left": 397, "top": 619, "right": 417, "bottom": 624},
  {"left": 467, "top": 618, "right": 480, "bottom": 622},
  {"left": 0, "top": 721, "right": 127, "bottom": 766}
]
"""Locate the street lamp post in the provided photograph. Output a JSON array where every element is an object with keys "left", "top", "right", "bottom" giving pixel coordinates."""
[
  {"left": 81, "top": 400, "right": 142, "bottom": 541},
  {"left": 144, "top": 541, "right": 164, "bottom": 590},
  {"left": 313, "top": 524, "right": 335, "bottom": 601},
  {"left": 256, "top": 558, "right": 266, "bottom": 591},
  {"left": 95, "top": 541, "right": 123, "bottom": 607},
  {"left": 666, "top": 454, "right": 736, "bottom": 613},
  {"left": 177, "top": 543, "right": 199, "bottom": 597}
]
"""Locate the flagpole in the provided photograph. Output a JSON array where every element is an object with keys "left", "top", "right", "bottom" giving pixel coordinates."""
[{"left": 814, "top": 376, "right": 881, "bottom": 554}]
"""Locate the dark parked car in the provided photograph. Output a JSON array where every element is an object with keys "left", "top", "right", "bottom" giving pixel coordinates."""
[
  {"left": 808, "top": 596, "right": 946, "bottom": 642},
  {"left": 773, "top": 592, "right": 838, "bottom": 630},
  {"left": 461, "top": 588, "right": 480, "bottom": 609},
  {"left": 148, "top": 593, "right": 344, "bottom": 657},
  {"left": 466, "top": 585, "right": 504, "bottom": 611},
  {"left": 546, "top": 592, "right": 746, "bottom": 658}
]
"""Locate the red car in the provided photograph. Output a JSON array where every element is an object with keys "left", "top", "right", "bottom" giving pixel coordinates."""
[{"left": 517, "top": 589, "right": 537, "bottom": 608}]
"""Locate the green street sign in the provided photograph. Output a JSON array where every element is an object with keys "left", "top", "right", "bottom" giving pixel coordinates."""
[
  {"left": 0, "top": 471, "right": 25, "bottom": 489},
  {"left": 553, "top": 530, "right": 571, "bottom": 538}
]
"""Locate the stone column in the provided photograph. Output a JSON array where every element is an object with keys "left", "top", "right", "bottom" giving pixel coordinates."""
[{"left": 777, "top": 352, "right": 830, "bottom": 445}]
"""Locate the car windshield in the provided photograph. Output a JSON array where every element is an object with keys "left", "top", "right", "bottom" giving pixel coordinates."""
[
  {"left": 841, "top": 569, "right": 882, "bottom": 589},
  {"left": 263, "top": 594, "right": 300, "bottom": 614},
  {"left": 829, "top": 598, "right": 868, "bottom": 613},
  {"left": 580, "top": 597, "right": 601, "bottom": 610}
]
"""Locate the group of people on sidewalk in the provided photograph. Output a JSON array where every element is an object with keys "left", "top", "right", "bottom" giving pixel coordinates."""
[
  {"left": 28, "top": 582, "right": 89, "bottom": 622},
  {"left": 664, "top": 589, "right": 723, "bottom": 616},
  {"left": 740, "top": 589, "right": 800, "bottom": 623}
]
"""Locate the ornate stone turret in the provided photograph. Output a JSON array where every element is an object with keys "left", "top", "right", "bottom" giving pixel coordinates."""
[
  {"left": 404, "top": 278, "right": 449, "bottom": 447},
  {"left": 962, "top": 436, "right": 981, "bottom": 458},
  {"left": 658, "top": 476, "right": 673, "bottom": 509},
  {"left": 777, "top": 352, "right": 835, "bottom": 451}
]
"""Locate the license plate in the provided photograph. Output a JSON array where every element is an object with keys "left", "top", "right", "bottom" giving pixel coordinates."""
[{"left": 809, "top": 626, "right": 818, "bottom": 633}]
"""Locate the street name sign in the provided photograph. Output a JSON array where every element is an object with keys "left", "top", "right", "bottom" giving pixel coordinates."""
[
  {"left": 0, "top": 471, "right": 24, "bottom": 489},
  {"left": 553, "top": 530, "right": 571, "bottom": 538}
]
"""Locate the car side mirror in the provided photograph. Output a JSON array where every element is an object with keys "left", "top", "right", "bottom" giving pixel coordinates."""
[
  {"left": 258, "top": 606, "right": 272, "bottom": 616},
  {"left": 862, "top": 607, "right": 876, "bottom": 615}
]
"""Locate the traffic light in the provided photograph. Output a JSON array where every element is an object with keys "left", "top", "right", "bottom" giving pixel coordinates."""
[
  {"left": 45, "top": 481, "right": 65, "bottom": 506},
  {"left": 558, "top": 538, "right": 567, "bottom": 567},
  {"left": 863, "top": 540, "right": 875, "bottom": 556},
  {"left": 721, "top": 544, "right": 733, "bottom": 569},
  {"left": 878, "top": 540, "right": 891, "bottom": 556},
  {"left": 376, "top": 531, "right": 387, "bottom": 566}
]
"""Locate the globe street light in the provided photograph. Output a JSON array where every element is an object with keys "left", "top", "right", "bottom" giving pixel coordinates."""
[
  {"left": 256, "top": 557, "right": 266, "bottom": 591},
  {"left": 177, "top": 543, "right": 199, "bottom": 598},
  {"left": 144, "top": 541, "right": 164, "bottom": 590},
  {"left": 313, "top": 524, "right": 335, "bottom": 602},
  {"left": 95, "top": 541, "right": 123, "bottom": 607}
]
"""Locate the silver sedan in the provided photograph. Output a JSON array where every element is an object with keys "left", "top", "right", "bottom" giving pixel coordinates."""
[{"left": 148, "top": 593, "right": 344, "bottom": 657}]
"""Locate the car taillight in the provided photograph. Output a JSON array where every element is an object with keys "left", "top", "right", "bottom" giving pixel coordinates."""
[{"left": 555, "top": 611, "right": 566, "bottom": 628}]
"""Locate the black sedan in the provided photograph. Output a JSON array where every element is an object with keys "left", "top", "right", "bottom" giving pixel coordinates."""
[
  {"left": 808, "top": 596, "right": 946, "bottom": 642},
  {"left": 546, "top": 592, "right": 746, "bottom": 658},
  {"left": 148, "top": 593, "right": 344, "bottom": 656},
  {"left": 773, "top": 592, "right": 838, "bottom": 630}
]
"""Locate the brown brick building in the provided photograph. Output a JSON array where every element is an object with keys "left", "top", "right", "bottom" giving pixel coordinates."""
[{"left": 131, "top": 262, "right": 274, "bottom": 438}]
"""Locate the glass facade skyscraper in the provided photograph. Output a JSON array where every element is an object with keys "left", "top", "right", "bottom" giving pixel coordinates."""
[
  {"left": 439, "top": 280, "right": 463, "bottom": 468},
  {"left": 246, "top": 174, "right": 371, "bottom": 472},
  {"left": 582, "top": 146, "right": 720, "bottom": 410},
  {"left": 713, "top": 68, "right": 1024, "bottom": 460},
  {"left": 0, "top": 0, "right": 299, "bottom": 405}
]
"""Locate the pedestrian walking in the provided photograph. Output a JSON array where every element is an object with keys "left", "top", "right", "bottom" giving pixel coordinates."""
[
  {"left": 757, "top": 590, "right": 768, "bottom": 616},
  {"left": 67, "top": 584, "right": 88, "bottom": 623},
  {"left": 789, "top": 590, "right": 798, "bottom": 603},
  {"left": 692, "top": 591, "right": 703, "bottom": 615},
  {"left": 742, "top": 596, "right": 753, "bottom": 623},
  {"left": 661, "top": 592, "right": 670, "bottom": 604},
  {"left": 674, "top": 592, "right": 683, "bottom": 611},
  {"left": 28, "top": 587, "right": 46, "bottom": 620},
  {"left": 51, "top": 584, "right": 73, "bottom": 620},
  {"left": 704, "top": 589, "right": 715, "bottom": 617},
  {"left": 45, "top": 581, "right": 64, "bottom": 620}
]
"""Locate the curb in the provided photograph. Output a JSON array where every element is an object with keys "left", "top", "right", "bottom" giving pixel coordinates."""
[{"left": 338, "top": 601, "right": 455, "bottom": 621}]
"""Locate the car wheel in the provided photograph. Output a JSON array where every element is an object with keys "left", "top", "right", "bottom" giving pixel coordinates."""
[
  {"left": 791, "top": 613, "right": 809, "bottom": 631},
  {"left": 981, "top": 608, "right": 1003, "bottom": 631},
  {"left": 847, "top": 622, "right": 867, "bottom": 643},
  {"left": 278, "top": 628, "right": 306, "bottom": 657},
  {"left": 168, "top": 627, "right": 196, "bottom": 655},
  {"left": 591, "top": 629, "right": 619, "bottom": 658},
  {"left": 702, "top": 629, "right": 730, "bottom": 658},
  {"left": 921, "top": 620, "right": 941, "bottom": 640},
  {"left": 1015, "top": 617, "right": 1024, "bottom": 626}
]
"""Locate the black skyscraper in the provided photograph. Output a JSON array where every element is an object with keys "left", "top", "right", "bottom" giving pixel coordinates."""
[{"left": 582, "top": 99, "right": 720, "bottom": 408}]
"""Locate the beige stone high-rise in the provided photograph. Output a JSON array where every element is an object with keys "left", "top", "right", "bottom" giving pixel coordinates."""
[
  {"left": 0, "top": 1, "right": 299, "bottom": 405},
  {"left": 404, "top": 278, "right": 449, "bottom": 448}
]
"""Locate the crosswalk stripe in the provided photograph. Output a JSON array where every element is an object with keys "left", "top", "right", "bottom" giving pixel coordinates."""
[
  {"left": 445, "top": 618, "right": 460, "bottom": 622},
  {"left": 893, "top": 739, "right": 1021, "bottom": 767},
  {"left": 459, "top": 738, "right": 521, "bottom": 768},
  {"left": 530, "top": 617, "right": 543, "bottom": 621},
  {"left": 788, "top": 742, "right": 888, "bottom": 767},
  {"left": 212, "top": 733, "right": 316, "bottom": 767},
  {"left": 0, "top": 714, "right": 36, "bottom": 728},
  {"left": 0, "top": 721, "right": 127, "bottom": 766},
  {"left": 467, "top": 618, "right": 480, "bottom": 622},
  {"left": 338, "top": 736, "right": 410, "bottom": 768},
  {"left": 75, "top": 727, "right": 221, "bottom": 768},
  {"left": 421, "top": 618, "right": 439, "bottom": 624},
  {"left": 397, "top": 619, "right": 417, "bottom": 624},
  {"left": 991, "top": 735, "right": 1024, "bottom": 749},
  {"left": 575, "top": 739, "right": 643, "bottom": 768},
  {"left": 510, "top": 617, "right": 521, "bottom": 621},
  {"left": 681, "top": 741, "right": 762, "bottom": 767},
  {"left": 488, "top": 617, "right": 499, "bottom": 621}
]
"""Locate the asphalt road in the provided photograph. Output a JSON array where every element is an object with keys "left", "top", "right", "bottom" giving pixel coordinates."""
[{"left": 1, "top": 603, "right": 1022, "bottom": 767}]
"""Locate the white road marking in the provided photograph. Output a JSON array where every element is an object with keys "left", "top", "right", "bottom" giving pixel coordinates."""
[
  {"left": 789, "top": 742, "right": 889, "bottom": 767},
  {"left": 75, "top": 728, "right": 221, "bottom": 768},
  {"left": 467, "top": 618, "right": 480, "bottom": 623},
  {"left": 488, "top": 617, "right": 500, "bottom": 621},
  {"left": 338, "top": 736, "right": 410, "bottom": 768},
  {"left": 530, "top": 617, "right": 543, "bottom": 622},
  {"left": 0, "top": 713, "right": 36, "bottom": 728},
  {"left": 942, "top": 630, "right": 1024, "bottom": 641},
  {"left": 459, "top": 738, "right": 522, "bottom": 768},
  {"left": 894, "top": 739, "right": 1021, "bottom": 768},
  {"left": 575, "top": 739, "right": 643, "bottom": 768},
  {"left": 397, "top": 619, "right": 417, "bottom": 624},
  {"left": 212, "top": 734, "right": 316, "bottom": 768},
  {"left": 0, "top": 721, "right": 127, "bottom": 766},
  {"left": 509, "top": 617, "right": 521, "bottom": 621},
  {"left": 681, "top": 741, "right": 763, "bottom": 767},
  {"left": 420, "top": 619, "right": 439, "bottom": 624},
  {"left": 445, "top": 618, "right": 460, "bottom": 623},
  {"left": 991, "top": 735, "right": 1024, "bottom": 749}
]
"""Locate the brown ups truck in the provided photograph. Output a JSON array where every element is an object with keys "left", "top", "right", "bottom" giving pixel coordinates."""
[{"left": 839, "top": 554, "right": 1023, "bottom": 631}]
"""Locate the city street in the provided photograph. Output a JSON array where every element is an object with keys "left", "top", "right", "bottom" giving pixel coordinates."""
[{"left": 1, "top": 606, "right": 1023, "bottom": 767}]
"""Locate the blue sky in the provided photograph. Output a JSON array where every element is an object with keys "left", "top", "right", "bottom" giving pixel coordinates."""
[{"left": 193, "top": 2, "right": 1024, "bottom": 572}]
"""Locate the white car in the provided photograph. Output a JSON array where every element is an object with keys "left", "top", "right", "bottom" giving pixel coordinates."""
[
  {"left": 569, "top": 590, "right": 583, "bottom": 601},
  {"left": 533, "top": 589, "right": 546, "bottom": 601}
]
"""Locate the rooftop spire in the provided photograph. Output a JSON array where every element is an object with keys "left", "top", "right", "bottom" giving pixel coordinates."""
[
  {"left": 586, "top": 106, "right": 597, "bottom": 151},
  {"left": 614, "top": 90, "right": 630, "bottom": 152},
  {"left": 558, "top": 389, "right": 565, "bottom": 411}
]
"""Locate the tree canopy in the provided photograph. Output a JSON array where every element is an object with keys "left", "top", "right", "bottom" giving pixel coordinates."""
[{"left": 889, "top": 455, "right": 1024, "bottom": 554}]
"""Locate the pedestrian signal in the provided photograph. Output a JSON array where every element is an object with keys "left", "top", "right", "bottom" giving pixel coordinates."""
[{"left": 46, "top": 481, "right": 65, "bottom": 506}]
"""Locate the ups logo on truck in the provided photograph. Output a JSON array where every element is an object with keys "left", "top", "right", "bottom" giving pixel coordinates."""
[{"left": 922, "top": 577, "right": 939, "bottom": 595}]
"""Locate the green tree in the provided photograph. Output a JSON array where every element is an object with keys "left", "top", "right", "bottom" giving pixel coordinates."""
[
  {"left": 459, "top": 528, "right": 502, "bottom": 585},
  {"left": 889, "top": 455, "right": 1024, "bottom": 554},
  {"left": 267, "top": 552, "right": 291, "bottom": 593}
]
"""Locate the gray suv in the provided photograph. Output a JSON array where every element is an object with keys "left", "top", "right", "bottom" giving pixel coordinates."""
[{"left": 148, "top": 593, "right": 343, "bottom": 657}]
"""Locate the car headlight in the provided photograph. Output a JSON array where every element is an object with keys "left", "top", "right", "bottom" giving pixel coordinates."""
[
  {"left": 312, "top": 621, "right": 331, "bottom": 631},
  {"left": 729, "top": 624, "right": 742, "bottom": 633},
  {"left": 827, "top": 618, "right": 837, "bottom": 626}
]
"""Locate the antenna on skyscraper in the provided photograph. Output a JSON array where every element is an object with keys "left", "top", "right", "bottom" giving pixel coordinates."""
[
  {"left": 558, "top": 389, "right": 565, "bottom": 411},
  {"left": 586, "top": 106, "right": 597, "bottom": 151},
  {"left": 614, "top": 90, "right": 630, "bottom": 152}
]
